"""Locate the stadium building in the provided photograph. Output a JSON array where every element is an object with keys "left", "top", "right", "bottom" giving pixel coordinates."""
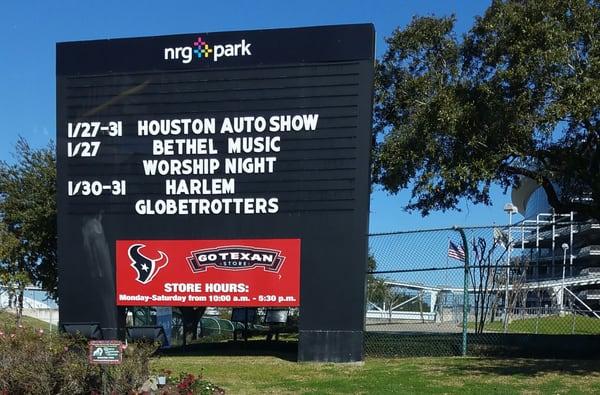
[{"left": 509, "top": 178, "right": 600, "bottom": 313}]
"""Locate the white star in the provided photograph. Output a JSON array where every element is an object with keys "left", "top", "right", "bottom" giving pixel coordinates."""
[{"left": 141, "top": 263, "right": 149, "bottom": 272}]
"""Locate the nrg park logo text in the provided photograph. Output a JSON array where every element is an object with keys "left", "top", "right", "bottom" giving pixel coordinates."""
[{"left": 164, "top": 36, "right": 252, "bottom": 63}]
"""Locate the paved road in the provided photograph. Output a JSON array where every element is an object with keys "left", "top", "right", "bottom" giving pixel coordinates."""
[{"left": 365, "top": 320, "right": 464, "bottom": 333}]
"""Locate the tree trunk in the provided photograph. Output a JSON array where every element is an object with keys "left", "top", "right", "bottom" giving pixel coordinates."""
[{"left": 15, "top": 287, "right": 24, "bottom": 325}]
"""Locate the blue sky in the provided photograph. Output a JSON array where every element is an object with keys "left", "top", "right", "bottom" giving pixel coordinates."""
[{"left": 0, "top": 0, "right": 517, "bottom": 232}]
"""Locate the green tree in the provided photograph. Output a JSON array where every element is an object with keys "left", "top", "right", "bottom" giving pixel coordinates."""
[
  {"left": 374, "top": 0, "right": 600, "bottom": 218},
  {"left": 0, "top": 138, "right": 57, "bottom": 321},
  {"left": 0, "top": 221, "right": 30, "bottom": 320},
  {"left": 365, "top": 252, "right": 388, "bottom": 307}
]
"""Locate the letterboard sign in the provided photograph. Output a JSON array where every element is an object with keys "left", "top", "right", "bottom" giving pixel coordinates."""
[{"left": 57, "top": 24, "right": 374, "bottom": 362}]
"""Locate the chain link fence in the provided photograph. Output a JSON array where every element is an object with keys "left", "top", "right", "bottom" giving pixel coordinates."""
[{"left": 365, "top": 220, "right": 600, "bottom": 358}]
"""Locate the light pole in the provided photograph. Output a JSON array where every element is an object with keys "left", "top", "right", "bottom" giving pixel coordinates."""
[
  {"left": 560, "top": 243, "right": 569, "bottom": 315},
  {"left": 503, "top": 203, "right": 518, "bottom": 333}
]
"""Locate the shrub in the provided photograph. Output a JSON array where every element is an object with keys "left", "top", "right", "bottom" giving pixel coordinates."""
[
  {"left": 0, "top": 321, "right": 224, "bottom": 394},
  {"left": 0, "top": 323, "right": 159, "bottom": 394}
]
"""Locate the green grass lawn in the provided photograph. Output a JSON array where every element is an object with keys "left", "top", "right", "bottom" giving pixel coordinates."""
[
  {"left": 151, "top": 354, "right": 600, "bottom": 394},
  {"left": 0, "top": 310, "right": 55, "bottom": 330},
  {"left": 474, "top": 315, "right": 600, "bottom": 335}
]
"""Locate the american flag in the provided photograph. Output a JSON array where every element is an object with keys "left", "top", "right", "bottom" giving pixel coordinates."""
[{"left": 448, "top": 241, "right": 466, "bottom": 261}]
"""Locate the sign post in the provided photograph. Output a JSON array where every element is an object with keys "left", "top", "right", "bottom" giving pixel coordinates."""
[
  {"left": 89, "top": 340, "right": 122, "bottom": 395},
  {"left": 57, "top": 24, "right": 374, "bottom": 362}
]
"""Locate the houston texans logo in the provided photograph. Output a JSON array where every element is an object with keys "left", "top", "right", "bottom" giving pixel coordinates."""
[{"left": 128, "top": 244, "right": 168, "bottom": 284}]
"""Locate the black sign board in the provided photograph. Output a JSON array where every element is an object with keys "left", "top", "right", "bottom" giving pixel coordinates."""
[
  {"left": 57, "top": 24, "right": 374, "bottom": 362},
  {"left": 89, "top": 340, "right": 123, "bottom": 364}
]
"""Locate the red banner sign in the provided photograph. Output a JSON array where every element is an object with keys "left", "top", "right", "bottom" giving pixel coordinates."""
[{"left": 116, "top": 239, "right": 300, "bottom": 307}]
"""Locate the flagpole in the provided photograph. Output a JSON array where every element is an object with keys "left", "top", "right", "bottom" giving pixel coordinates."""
[
  {"left": 503, "top": 205, "right": 516, "bottom": 333},
  {"left": 445, "top": 238, "right": 450, "bottom": 287},
  {"left": 452, "top": 227, "right": 469, "bottom": 357}
]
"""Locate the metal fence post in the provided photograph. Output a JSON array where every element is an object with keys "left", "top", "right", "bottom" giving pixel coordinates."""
[{"left": 454, "top": 226, "right": 469, "bottom": 357}]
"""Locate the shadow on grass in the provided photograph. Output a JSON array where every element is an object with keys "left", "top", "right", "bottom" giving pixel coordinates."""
[
  {"left": 157, "top": 339, "right": 298, "bottom": 362},
  {"left": 365, "top": 332, "right": 600, "bottom": 359},
  {"left": 444, "top": 358, "right": 600, "bottom": 377}
]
